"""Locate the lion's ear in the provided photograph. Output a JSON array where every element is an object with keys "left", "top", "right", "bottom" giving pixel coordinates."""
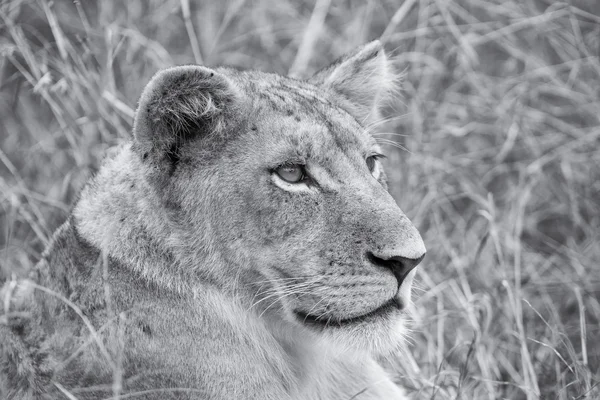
[
  {"left": 133, "top": 66, "right": 239, "bottom": 165},
  {"left": 310, "top": 41, "right": 398, "bottom": 125}
]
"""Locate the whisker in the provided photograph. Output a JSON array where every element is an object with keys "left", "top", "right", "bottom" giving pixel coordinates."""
[
  {"left": 258, "top": 288, "right": 319, "bottom": 319},
  {"left": 374, "top": 138, "right": 411, "bottom": 153},
  {"left": 364, "top": 113, "right": 410, "bottom": 132},
  {"left": 248, "top": 280, "right": 321, "bottom": 311},
  {"left": 370, "top": 132, "right": 409, "bottom": 138},
  {"left": 300, "top": 295, "right": 332, "bottom": 321},
  {"left": 249, "top": 275, "right": 322, "bottom": 285}
]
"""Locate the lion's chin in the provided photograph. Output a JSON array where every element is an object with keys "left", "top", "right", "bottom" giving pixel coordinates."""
[{"left": 294, "top": 303, "right": 409, "bottom": 355}]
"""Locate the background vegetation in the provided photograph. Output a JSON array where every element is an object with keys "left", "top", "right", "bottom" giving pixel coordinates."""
[{"left": 1, "top": 0, "right": 599, "bottom": 398}]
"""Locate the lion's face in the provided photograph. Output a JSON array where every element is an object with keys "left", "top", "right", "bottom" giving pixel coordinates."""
[
  {"left": 202, "top": 76, "right": 425, "bottom": 354},
  {"left": 133, "top": 42, "right": 425, "bottom": 354}
]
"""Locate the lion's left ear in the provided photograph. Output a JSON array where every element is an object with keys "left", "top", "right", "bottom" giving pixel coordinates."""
[
  {"left": 132, "top": 65, "right": 239, "bottom": 168},
  {"left": 310, "top": 41, "right": 398, "bottom": 125}
]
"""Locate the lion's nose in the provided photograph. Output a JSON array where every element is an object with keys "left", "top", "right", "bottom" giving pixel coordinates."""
[{"left": 366, "top": 252, "right": 425, "bottom": 286}]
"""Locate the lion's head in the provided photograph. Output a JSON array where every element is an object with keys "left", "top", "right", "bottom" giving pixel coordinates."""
[{"left": 131, "top": 41, "right": 425, "bottom": 354}]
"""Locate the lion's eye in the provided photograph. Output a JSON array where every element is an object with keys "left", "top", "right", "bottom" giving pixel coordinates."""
[
  {"left": 366, "top": 154, "right": 385, "bottom": 173},
  {"left": 275, "top": 164, "right": 305, "bottom": 183}
]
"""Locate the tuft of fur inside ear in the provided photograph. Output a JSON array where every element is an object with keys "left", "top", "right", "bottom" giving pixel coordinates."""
[
  {"left": 133, "top": 66, "right": 238, "bottom": 165},
  {"left": 310, "top": 41, "right": 400, "bottom": 125}
]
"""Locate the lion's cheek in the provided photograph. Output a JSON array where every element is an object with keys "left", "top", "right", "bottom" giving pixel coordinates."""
[
  {"left": 251, "top": 204, "right": 315, "bottom": 245},
  {"left": 240, "top": 184, "right": 322, "bottom": 245}
]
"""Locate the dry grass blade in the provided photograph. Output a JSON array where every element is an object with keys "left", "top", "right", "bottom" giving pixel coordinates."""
[
  {"left": 288, "top": 0, "right": 332, "bottom": 77},
  {"left": 180, "top": 0, "right": 204, "bottom": 65},
  {"left": 54, "top": 382, "right": 80, "bottom": 400},
  {"left": 380, "top": 0, "right": 418, "bottom": 43},
  {"left": 29, "top": 282, "right": 117, "bottom": 371}
]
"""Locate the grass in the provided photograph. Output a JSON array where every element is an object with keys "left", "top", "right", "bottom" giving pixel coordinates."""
[{"left": 1, "top": 0, "right": 599, "bottom": 398}]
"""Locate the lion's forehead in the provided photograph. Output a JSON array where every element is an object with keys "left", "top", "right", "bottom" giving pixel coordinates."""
[{"left": 229, "top": 73, "right": 374, "bottom": 166}]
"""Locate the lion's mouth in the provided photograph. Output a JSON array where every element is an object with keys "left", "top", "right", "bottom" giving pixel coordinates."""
[{"left": 294, "top": 297, "right": 402, "bottom": 328}]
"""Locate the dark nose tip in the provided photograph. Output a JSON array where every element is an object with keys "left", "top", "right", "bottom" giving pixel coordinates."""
[{"left": 366, "top": 252, "right": 425, "bottom": 285}]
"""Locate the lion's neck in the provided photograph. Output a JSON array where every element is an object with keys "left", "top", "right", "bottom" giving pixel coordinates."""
[
  {"left": 73, "top": 144, "right": 190, "bottom": 292},
  {"left": 72, "top": 144, "right": 255, "bottom": 299}
]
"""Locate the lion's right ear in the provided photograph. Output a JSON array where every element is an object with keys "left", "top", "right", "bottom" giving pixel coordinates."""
[
  {"left": 132, "top": 66, "right": 238, "bottom": 166},
  {"left": 309, "top": 41, "right": 398, "bottom": 125}
]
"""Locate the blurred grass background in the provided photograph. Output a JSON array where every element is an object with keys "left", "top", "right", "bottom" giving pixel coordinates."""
[{"left": 1, "top": 0, "right": 599, "bottom": 398}]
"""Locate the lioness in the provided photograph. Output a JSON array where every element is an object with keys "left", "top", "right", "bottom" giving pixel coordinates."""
[{"left": 1, "top": 41, "right": 426, "bottom": 399}]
